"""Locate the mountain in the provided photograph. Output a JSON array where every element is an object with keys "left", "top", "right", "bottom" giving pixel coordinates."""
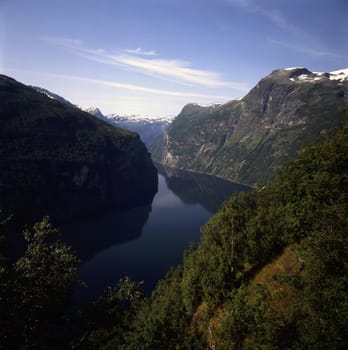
[
  {"left": 32, "top": 88, "right": 172, "bottom": 147},
  {"left": 150, "top": 67, "right": 348, "bottom": 185},
  {"left": 31, "top": 86, "right": 77, "bottom": 108},
  {"left": 0, "top": 75, "right": 158, "bottom": 224},
  {"left": 106, "top": 114, "right": 173, "bottom": 146},
  {"left": 80, "top": 107, "right": 173, "bottom": 147},
  {"left": 83, "top": 107, "right": 107, "bottom": 121}
]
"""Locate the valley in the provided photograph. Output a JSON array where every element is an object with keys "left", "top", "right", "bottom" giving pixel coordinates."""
[
  {"left": 2, "top": 1, "right": 347, "bottom": 348},
  {"left": 0, "top": 67, "right": 347, "bottom": 349}
]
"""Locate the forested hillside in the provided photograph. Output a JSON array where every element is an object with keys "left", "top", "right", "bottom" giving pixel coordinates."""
[
  {"left": 1, "top": 127, "right": 347, "bottom": 349},
  {"left": 0, "top": 75, "right": 157, "bottom": 224},
  {"left": 102, "top": 127, "right": 348, "bottom": 349}
]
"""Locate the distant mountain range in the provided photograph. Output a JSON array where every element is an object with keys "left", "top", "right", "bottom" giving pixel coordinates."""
[
  {"left": 150, "top": 67, "right": 348, "bottom": 185},
  {"left": 31, "top": 87, "right": 173, "bottom": 147},
  {"left": 80, "top": 107, "right": 173, "bottom": 146},
  {"left": 105, "top": 114, "right": 173, "bottom": 146}
]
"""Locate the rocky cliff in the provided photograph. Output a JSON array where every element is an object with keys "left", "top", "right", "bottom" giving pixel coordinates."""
[
  {"left": 150, "top": 68, "right": 348, "bottom": 185},
  {"left": 0, "top": 75, "right": 158, "bottom": 224}
]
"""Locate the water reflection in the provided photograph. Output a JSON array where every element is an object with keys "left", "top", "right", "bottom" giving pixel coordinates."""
[
  {"left": 68, "top": 166, "right": 252, "bottom": 304},
  {"left": 156, "top": 163, "right": 251, "bottom": 212},
  {"left": 61, "top": 204, "right": 152, "bottom": 261}
]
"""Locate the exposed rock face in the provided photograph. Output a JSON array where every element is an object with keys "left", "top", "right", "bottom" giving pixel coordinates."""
[
  {"left": 150, "top": 68, "right": 348, "bottom": 185},
  {"left": 0, "top": 75, "right": 158, "bottom": 224}
]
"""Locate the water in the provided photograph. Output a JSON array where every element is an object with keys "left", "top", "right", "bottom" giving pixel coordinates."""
[{"left": 61, "top": 165, "right": 251, "bottom": 305}]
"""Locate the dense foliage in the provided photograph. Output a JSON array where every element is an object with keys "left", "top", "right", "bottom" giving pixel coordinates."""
[
  {"left": 129, "top": 128, "right": 348, "bottom": 349},
  {"left": 0, "top": 217, "right": 80, "bottom": 349},
  {"left": 1, "top": 128, "right": 347, "bottom": 349}
]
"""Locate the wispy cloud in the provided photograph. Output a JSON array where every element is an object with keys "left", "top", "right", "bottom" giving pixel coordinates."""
[
  {"left": 61, "top": 74, "right": 233, "bottom": 100},
  {"left": 125, "top": 47, "right": 157, "bottom": 56},
  {"left": 225, "top": 0, "right": 304, "bottom": 38},
  {"left": 9, "top": 67, "right": 232, "bottom": 100},
  {"left": 225, "top": 0, "right": 342, "bottom": 59},
  {"left": 41, "top": 37, "right": 249, "bottom": 91},
  {"left": 269, "top": 39, "right": 342, "bottom": 58},
  {"left": 110, "top": 54, "right": 247, "bottom": 89}
]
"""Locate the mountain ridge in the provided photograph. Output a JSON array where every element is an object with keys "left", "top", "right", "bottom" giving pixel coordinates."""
[
  {"left": 0, "top": 74, "right": 158, "bottom": 224},
  {"left": 150, "top": 67, "right": 348, "bottom": 185}
]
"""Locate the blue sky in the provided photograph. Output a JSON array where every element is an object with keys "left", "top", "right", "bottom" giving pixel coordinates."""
[{"left": 1, "top": 0, "right": 347, "bottom": 116}]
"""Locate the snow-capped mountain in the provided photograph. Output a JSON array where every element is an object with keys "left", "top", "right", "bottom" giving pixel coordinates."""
[
  {"left": 83, "top": 107, "right": 106, "bottom": 120},
  {"left": 106, "top": 114, "right": 174, "bottom": 146}
]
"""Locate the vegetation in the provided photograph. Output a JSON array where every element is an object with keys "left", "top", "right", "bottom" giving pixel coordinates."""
[
  {"left": 0, "top": 75, "right": 158, "bottom": 223},
  {"left": 150, "top": 68, "right": 348, "bottom": 185},
  {"left": 128, "top": 128, "right": 348, "bottom": 349},
  {"left": 0, "top": 127, "right": 347, "bottom": 349},
  {"left": 0, "top": 216, "right": 80, "bottom": 349}
]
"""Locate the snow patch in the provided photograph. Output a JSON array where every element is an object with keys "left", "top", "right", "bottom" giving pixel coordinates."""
[
  {"left": 107, "top": 114, "right": 174, "bottom": 123},
  {"left": 192, "top": 103, "right": 222, "bottom": 108},
  {"left": 329, "top": 69, "right": 348, "bottom": 81},
  {"left": 298, "top": 74, "right": 310, "bottom": 80},
  {"left": 284, "top": 67, "right": 304, "bottom": 71},
  {"left": 288, "top": 69, "right": 348, "bottom": 83}
]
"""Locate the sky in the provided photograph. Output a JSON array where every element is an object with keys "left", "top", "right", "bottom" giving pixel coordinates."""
[{"left": 1, "top": 0, "right": 347, "bottom": 117}]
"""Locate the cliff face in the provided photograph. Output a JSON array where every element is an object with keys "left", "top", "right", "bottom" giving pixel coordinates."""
[
  {"left": 150, "top": 68, "right": 348, "bottom": 185},
  {"left": 0, "top": 75, "right": 158, "bottom": 223}
]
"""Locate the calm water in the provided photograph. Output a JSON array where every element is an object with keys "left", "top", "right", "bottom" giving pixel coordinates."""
[{"left": 61, "top": 165, "right": 251, "bottom": 305}]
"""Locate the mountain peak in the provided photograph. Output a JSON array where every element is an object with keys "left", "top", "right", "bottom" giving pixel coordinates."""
[
  {"left": 83, "top": 107, "right": 105, "bottom": 119},
  {"left": 266, "top": 67, "right": 348, "bottom": 84}
]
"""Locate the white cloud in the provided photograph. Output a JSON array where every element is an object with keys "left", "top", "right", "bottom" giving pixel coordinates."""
[
  {"left": 125, "top": 47, "right": 158, "bottom": 56},
  {"left": 111, "top": 54, "right": 247, "bottom": 89},
  {"left": 9, "top": 67, "right": 232, "bottom": 100},
  {"left": 62, "top": 74, "right": 233, "bottom": 100},
  {"left": 41, "top": 37, "right": 249, "bottom": 91}
]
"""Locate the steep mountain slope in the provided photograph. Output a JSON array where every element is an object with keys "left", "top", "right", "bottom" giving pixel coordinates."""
[
  {"left": 31, "top": 86, "right": 77, "bottom": 108},
  {"left": 150, "top": 68, "right": 348, "bottom": 185},
  {"left": 0, "top": 75, "right": 158, "bottom": 224}
]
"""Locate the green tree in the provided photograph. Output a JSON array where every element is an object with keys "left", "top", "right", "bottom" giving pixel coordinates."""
[
  {"left": 82, "top": 277, "right": 146, "bottom": 350},
  {"left": 0, "top": 216, "right": 80, "bottom": 350}
]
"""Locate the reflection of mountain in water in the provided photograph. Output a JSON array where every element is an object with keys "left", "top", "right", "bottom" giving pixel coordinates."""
[
  {"left": 156, "top": 163, "right": 252, "bottom": 213},
  {"left": 60, "top": 204, "right": 152, "bottom": 261}
]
